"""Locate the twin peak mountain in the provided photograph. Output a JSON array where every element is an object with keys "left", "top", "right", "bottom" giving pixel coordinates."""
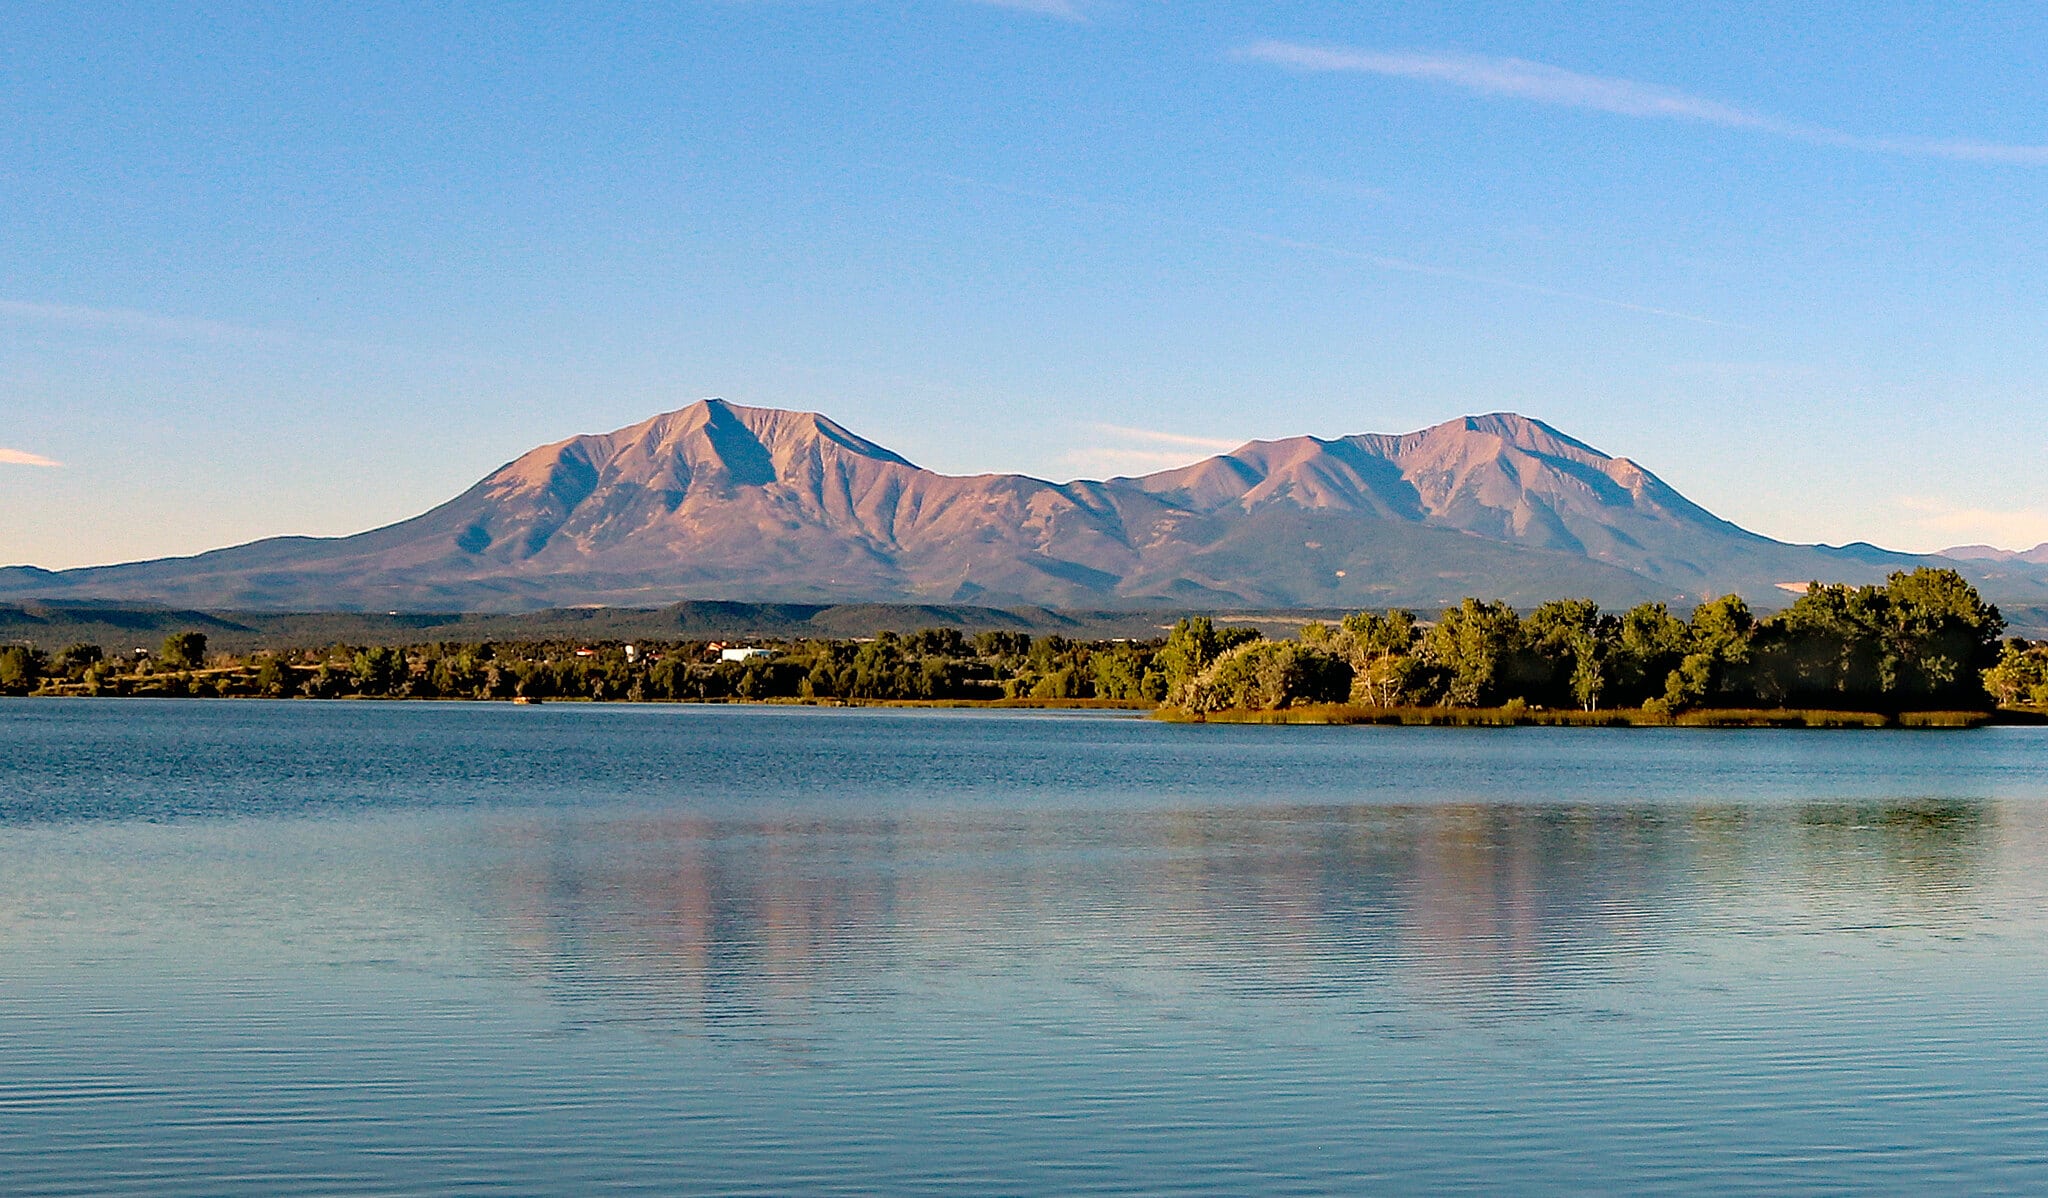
[{"left": 10, "top": 399, "right": 2041, "bottom": 612}]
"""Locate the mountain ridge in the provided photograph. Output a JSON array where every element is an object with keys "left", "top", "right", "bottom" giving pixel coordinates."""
[
  {"left": 1944, "top": 542, "right": 2048, "bottom": 566},
  {"left": 8, "top": 399, "right": 2047, "bottom": 612}
]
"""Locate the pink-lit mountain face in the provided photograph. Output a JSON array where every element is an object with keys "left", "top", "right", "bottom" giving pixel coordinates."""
[{"left": 7, "top": 400, "right": 2044, "bottom": 612}]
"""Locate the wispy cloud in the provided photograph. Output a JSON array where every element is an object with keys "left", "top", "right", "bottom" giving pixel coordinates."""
[
  {"left": 1093, "top": 424, "right": 1241, "bottom": 452},
  {"left": 1244, "top": 43, "right": 1774, "bottom": 126},
  {"left": 917, "top": 168, "right": 1734, "bottom": 325},
  {"left": 963, "top": 0, "right": 1087, "bottom": 21},
  {"left": 0, "top": 447, "right": 62, "bottom": 468},
  {"left": 0, "top": 298, "right": 281, "bottom": 344},
  {"left": 1239, "top": 41, "right": 2048, "bottom": 165},
  {"left": 1899, "top": 496, "right": 2048, "bottom": 551},
  {"left": 1059, "top": 423, "right": 1243, "bottom": 479},
  {"left": 1234, "top": 227, "right": 1739, "bottom": 326}
]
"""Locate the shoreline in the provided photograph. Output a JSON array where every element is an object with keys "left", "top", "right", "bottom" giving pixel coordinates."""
[
  {"left": 8, "top": 690, "right": 1153, "bottom": 712},
  {"left": 12, "top": 690, "right": 2047, "bottom": 727},
  {"left": 1155, "top": 704, "right": 2041, "bottom": 729}
]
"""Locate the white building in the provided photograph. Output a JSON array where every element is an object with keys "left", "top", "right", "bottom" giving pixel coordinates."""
[{"left": 720, "top": 647, "right": 773, "bottom": 663}]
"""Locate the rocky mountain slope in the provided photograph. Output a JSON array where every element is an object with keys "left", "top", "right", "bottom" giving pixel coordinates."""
[{"left": 7, "top": 400, "right": 2045, "bottom": 612}]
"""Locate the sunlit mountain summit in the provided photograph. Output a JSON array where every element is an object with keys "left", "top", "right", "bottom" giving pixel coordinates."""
[{"left": 6, "top": 400, "right": 2045, "bottom": 612}]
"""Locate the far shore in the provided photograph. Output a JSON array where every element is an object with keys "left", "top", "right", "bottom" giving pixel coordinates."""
[{"left": 13, "top": 687, "right": 2047, "bottom": 728}]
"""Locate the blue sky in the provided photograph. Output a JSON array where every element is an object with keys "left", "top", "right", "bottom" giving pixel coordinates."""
[{"left": 5, "top": 1, "right": 2047, "bottom": 569}]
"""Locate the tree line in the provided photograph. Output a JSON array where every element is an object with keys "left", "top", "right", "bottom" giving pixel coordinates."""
[
  {"left": 1, "top": 568, "right": 2039, "bottom": 713},
  {"left": 2, "top": 627, "right": 1176, "bottom": 703},
  {"left": 1168, "top": 568, "right": 2015, "bottom": 715}
]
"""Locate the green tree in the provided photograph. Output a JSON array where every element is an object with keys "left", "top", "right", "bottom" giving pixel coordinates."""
[
  {"left": 845, "top": 636, "right": 912, "bottom": 699},
  {"left": 1760, "top": 570, "right": 2000, "bottom": 708},
  {"left": 160, "top": 631, "right": 209, "bottom": 670},
  {"left": 1026, "top": 634, "right": 1077, "bottom": 674},
  {"left": 252, "top": 653, "right": 295, "bottom": 698},
  {"left": 1761, "top": 581, "right": 1890, "bottom": 703},
  {"left": 907, "top": 627, "right": 970, "bottom": 658},
  {"left": 1526, "top": 599, "right": 1612, "bottom": 709},
  {"left": 1880, "top": 567, "right": 2004, "bottom": 704},
  {"left": 351, "top": 646, "right": 404, "bottom": 695},
  {"left": 57, "top": 643, "right": 104, "bottom": 677},
  {"left": 1664, "top": 595, "right": 1755, "bottom": 709},
  {"left": 1157, "top": 617, "right": 1222, "bottom": 703},
  {"left": 1609, "top": 603, "right": 1690, "bottom": 706},
  {"left": 1030, "top": 666, "right": 1086, "bottom": 700},
  {"left": 1217, "top": 625, "right": 1264, "bottom": 654},
  {"left": 1324, "top": 609, "right": 1421, "bottom": 706},
  {"left": 1983, "top": 640, "right": 2048, "bottom": 707},
  {"left": 1419, "top": 599, "right": 1525, "bottom": 707},
  {"left": 1179, "top": 640, "right": 1352, "bottom": 713},
  {"left": 0, "top": 645, "right": 44, "bottom": 695},
  {"left": 972, "top": 630, "right": 1031, "bottom": 658},
  {"left": 1340, "top": 609, "right": 1418, "bottom": 657},
  {"left": 1090, "top": 650, "right": 1144, "bottom": 701}
]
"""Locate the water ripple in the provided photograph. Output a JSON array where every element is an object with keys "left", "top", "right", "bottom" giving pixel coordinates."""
[{"left": 4, "top": 702, "right": 2048, "bottom": 1193}]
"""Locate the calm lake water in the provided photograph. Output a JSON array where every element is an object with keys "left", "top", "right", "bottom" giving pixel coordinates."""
[{"left": 6, "top": 700, "right": 2048, "bottom": 1195}]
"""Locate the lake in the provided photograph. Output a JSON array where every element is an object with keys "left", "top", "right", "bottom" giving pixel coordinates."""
[{"left": 5, "top": 699, "right": 2048, "bottom": 1194}]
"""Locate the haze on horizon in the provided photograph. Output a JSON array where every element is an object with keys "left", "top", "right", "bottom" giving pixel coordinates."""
[{"left": 5, "top": 2, "right": 2046, "bottom": 572}]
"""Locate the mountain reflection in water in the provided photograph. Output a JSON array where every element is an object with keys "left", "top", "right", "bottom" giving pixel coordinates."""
[
  {"left": 7, "top": 703, "right": 2048, "bottom": 1195},
  {"left": 469, "top": 800, "right": 1999, "bottom": 1036}
]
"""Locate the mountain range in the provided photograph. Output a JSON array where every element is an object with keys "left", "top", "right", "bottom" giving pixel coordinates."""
[
  {"left": 7, "top": 399, "right": 2047, "bottom": 613},
  {"left": 1941, "top": 542, "right": 2048, "bottom": 566}
]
